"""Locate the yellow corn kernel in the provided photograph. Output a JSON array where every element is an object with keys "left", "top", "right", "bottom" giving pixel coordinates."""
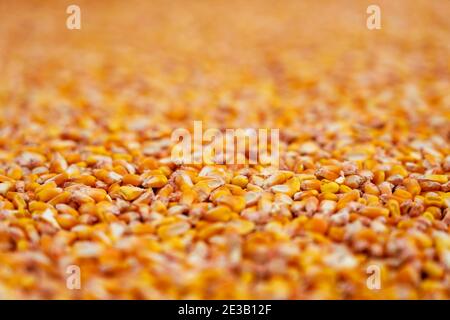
[
  {"left": 301, "top": 179, "right": 321, "bottom": 191},
  {"left": 56, "top": 214, "right": 78, "bottom": 230},
  {"left": 426, "top": 206, "right": 442, "bottom": 219},
  {"left": 0, "top": 174, "right": 15, "bottom": 183},
  {"left": 263, "top": 172, "right": 290, "bottom": 188},
  {"left": 197, "top": 223, "right": 224, "bottom": 240},
  {"left": 321, "top": 181, "right": 339, "bottom": 194},
  {"left": 117, "top": 186, "right": 144, "bottom": 201},
  {"left": 193, "top": 181, "right": 212, "bottom": 200},
  {"left": 363, "top": 182, "right": 380, "bottom": 195},
  {"left": 422, "top": 211, "right": 435, "bottom": 221},
  {"left": 328, "top": 226, "right": 344, "bottom": 242},
  {"left": 387, "top": 199, "right": 401, "bottom": 218},
  {"left": 231, "top": 175, "right": 249, "bottom": 188},
  {"left": 29, "top": 201, "right": 50, "bottom": 213},
  {"left": 373, "top": 170, "right": 385, "bottom": 185},
  {"left": 48, "top": 191, "right": 71, "bottom": 205},
  {"left": 226, "top": 184, "right": 246, "bottom": 196},
  {"left": 365, "top": 194, "right": 380, "bottom": 206},
  {"left": 286, "top": 177, "right": 301, "bottom": 193},
  {"left": 36, "top": 187, "right": 61, "bottom": 202},
  {"left": 319, "top": 192, "right": 338, "bottom": 201},
  {"left": 71, "top": 174, "right": 96, "bottom": 186},
  {"left": 204, "top": 205, "right": 232, "bottom": 222},
  {"left": 337, "top": 190, "right": 359, "bottom": 210},
  {"left": 389, "top": 164, "right": 408, "bottom": 177},
  {"left": 424, "top": 194, "right": 444, "bottom": 207},
  {"left": 142, "top": 173, "right": 168, "bottom": 188},
  {"left": 413, "top": 232, "right": 433, "bottom": 249},
  {"left": 424, "top": 175, "right": 448, "bottom": 184},
  {"left": 393, "top": 189, "right": 412, "bottom": 200},
  {"left": 151, "top": 200, "right": 167, "bottom": 213},
  {"left": 423, "top": 261, "right": 444, "bottom": 279},
  {"left": 339, "top": 184, "right": 353, "bottom": 193},
  {"left": 55, "top": 204, "right": 79, "bottom": 217},
  {"left": 305, "top": 217, "right": 328, "bottom": 234},
  {"left": 315, "top": 166, "right": 340, "bottom": 180},
  {"left": 7, "top": 166, "right": 23, "bottom": 180},
  {"left": 13, "top": 194, "right": 27, "bottom": 211},
  {"left": 131, "top": 223, "right": 154, "bottom": 235},
  {"left": 94, "top": 169, "right": 113, "bottom": 184},
  {"left": 398, "top": 220, "right": 414, "bottom": 229},
  {"left": 405, "top": 178, "right": 421, "bottom": 196},
  {"left": 87, "top": 188, "right": 108, "bottom": 202},
  {"left": 210, "top": 186, "right": 232, "bottom": 202},
  {"left": 360, "top": 206, "right": 389, "bottom": 218}
]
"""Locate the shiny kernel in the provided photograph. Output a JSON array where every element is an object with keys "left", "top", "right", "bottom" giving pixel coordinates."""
[
  {"left": 117, "top": 186, "right": 144, "bottom": 201},
  {"left": 231, "top": 175, "right": 249, "bottom": 188},
  {"left": 321, "top": 182, "right": 339, "bottom": 194}
]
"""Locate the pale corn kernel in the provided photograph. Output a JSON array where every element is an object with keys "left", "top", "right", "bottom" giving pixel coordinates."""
[
  {"left": 0, "top": 181, "right": 13, "bottom": 196},
  {"left": 227, "top": 219, "right": 255, "bottom": 235},
  {"left": 157, "top": 221, "right": 190, "bottom": 239},
  {"left": 320, "top": 200, "right": 337, "bottom": 214},
  {"left": 344, "top": 175, "right": 365, "bottom": 189},
  {"left": 245, "top": 191, "right": 261, "bottom": 207},
  {"left": 378, "top": 182, "right": 393, "bottom": 196},
  {"left": 270, "top": 184, "right": 292, "bottom": 196}
]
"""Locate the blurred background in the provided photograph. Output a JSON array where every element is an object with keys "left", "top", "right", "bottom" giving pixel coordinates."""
[{"left": 0, "top": 0, "right": 449, "bottom": 299}]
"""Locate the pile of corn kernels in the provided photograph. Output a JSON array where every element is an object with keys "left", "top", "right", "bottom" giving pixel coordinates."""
[{"left": 0, "top": 0, "right": 449, "bottom": 299}]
